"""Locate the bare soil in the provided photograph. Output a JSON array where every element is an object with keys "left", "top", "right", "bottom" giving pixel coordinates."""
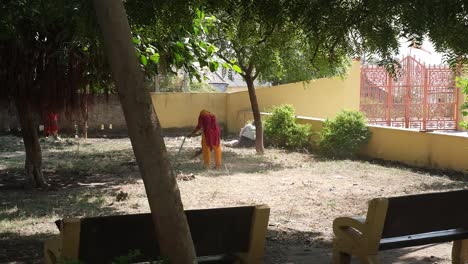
[{"left": 0, "top": 135, "right": 467, "bottom": 263}]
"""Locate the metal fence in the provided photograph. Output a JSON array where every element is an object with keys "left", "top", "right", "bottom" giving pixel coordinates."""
[{"left": 360, "top": 56, "right": 459, "bottom": 130}]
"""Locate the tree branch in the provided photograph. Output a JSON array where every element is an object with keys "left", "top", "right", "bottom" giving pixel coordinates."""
[
  {"left": 252, "top": 69, "right": 260, "bottom": 80},
  {"left": 217, "top": 52, "right": 247, "bottom": 78}
]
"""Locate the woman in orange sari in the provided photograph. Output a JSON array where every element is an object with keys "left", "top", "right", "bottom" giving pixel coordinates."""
[{"left": 188, "top": 110, "right": 222, "bottom": 169}]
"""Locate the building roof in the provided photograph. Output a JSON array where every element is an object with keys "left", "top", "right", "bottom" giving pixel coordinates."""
[{"left": 206, "top": 70, "right": 270, "bottom": 89}]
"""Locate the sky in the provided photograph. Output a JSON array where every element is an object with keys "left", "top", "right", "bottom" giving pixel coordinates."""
[{"left": 397, "top": 38, "right": 445, "bottom": 65}]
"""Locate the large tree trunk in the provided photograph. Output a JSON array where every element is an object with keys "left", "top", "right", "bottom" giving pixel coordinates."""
[
  {"left": 93, "top": 1, "right": 197, "bottom": 263},
  {"left": 245, "top": 75, "right": 265, "bottom": 153},
  {"left": 15, "top": 98, "right": 48, "bottom": 188}
]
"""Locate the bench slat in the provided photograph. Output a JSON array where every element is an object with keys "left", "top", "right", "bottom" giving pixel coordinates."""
[{"left": 379, "top": 228, "right": 468, "bottom": 251}]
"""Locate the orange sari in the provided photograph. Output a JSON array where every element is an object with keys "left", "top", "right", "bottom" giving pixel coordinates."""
[{"left": 196, "top": 110, "right": 222, "bottom": 168}]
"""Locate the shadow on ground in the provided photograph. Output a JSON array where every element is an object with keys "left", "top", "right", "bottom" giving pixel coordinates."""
[
  {"left": 0, "top": 232, "right": 53, "bottom": 264},
  {"left": 306, "top": 142, "right": 468, "bottom": 186},
  {"left": 0, "top": 184, "right": 124, "bottom": 263},
  {"left": 360, "top": 156, "right": 468, "bottom": 183},
  {"left": 0, "top": 187, "right": 118, "bottom": 221},
  {"left": 0, "top": 138, "right": 138, "bottom": 263},
  {"left": 0, "top": 186, "right": 120, "bottom": 263},
  {"left": 0, "top": 147, "right": 141, "bottom": 191},
  {"left": 0, "top": 137, "right": 284, "bottom": 263},
  {"left": 1, "top": 136, "right": 284, "bottom": 191},
  {"left": 417, "top": 180, "right": 468, "bottom": 191},
  {"left": 170, "top": 147, "right": 285, "bottom": 176}
]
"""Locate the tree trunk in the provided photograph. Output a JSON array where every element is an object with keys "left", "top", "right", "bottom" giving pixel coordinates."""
[
  {"left": 83, "top": 120, "right": 88, "bottom": 139},
  {"left": 93, "top": 1, "right": 197, "bottom": 263},
  {"left": 84, "top": 93, "right": 88, "bottom": 139},
  {"left": 245, "top": 75, "right": 265, "bottom": 153},
  {"left": 15, "top": 97, "right": 48, "bottom": 188},
  {"left": 182, "top": 71, "right": 189, "bottom": 92},
  {"left": 154, "top": 74, "right": 160, "bottom": 92}
]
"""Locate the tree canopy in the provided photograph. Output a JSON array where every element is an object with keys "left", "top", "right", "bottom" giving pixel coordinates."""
[
  {"left": 0, "top": 0, "right": 219, "bottom": 111},
  {"left": 199, "top": 0, "right": 468, "bottom": 153},
  {"left": 287, "top": 0, "right": 468, "bottom": 69},
  {"left": 206, "top": 0, "right": 350, "bottom": 83},
  {"left": 0, "top": 0, "right": 222, "bottom": 187},
  {"left": 203, "top": 0, "right": 357, "bottom": 152},
  {"left": 0, "top": 0, "right": 104, "bottom": 113},
  {"left": 4, "top": 0, "right": 468, "bottom": 111}
]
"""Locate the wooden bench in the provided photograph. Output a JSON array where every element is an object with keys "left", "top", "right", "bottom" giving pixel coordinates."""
[
  {"left": 44, "top": 205, "right": 269, "bottom": 264},
  {"left": 332, "top": 190, "right": 468, "bottom": 264}
]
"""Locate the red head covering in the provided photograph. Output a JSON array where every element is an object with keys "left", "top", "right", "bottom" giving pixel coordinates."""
[{"left": 196, "top": 110, "right": 220, "bottom": 150}]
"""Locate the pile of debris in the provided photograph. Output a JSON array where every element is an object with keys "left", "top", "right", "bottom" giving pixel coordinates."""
[{"left": 176, "top": 172, "right": 196, "bottom": 181}]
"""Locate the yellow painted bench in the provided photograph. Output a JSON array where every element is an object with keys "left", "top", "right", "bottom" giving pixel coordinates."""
[
  {"left": 44, "top": 205, "right": 270, "bottom": 264},
  {"left": 332, "top": 190, "right": 468, "bottom": 264}
]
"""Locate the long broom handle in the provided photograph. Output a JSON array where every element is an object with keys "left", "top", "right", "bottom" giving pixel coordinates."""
[
  {"left": 172, "top": 136, "right": 186, "bottom": 176},
  {"left": 176, "top": 136, "right": 186, "bottom": 156}
]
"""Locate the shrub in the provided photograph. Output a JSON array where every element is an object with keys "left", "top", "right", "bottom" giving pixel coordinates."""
[
  {"left": 264, "top": 105, "right": 311, "bottom": 150},
  {"left": 318, "top": 110, "right": 371, "bottom": 158},
  {"left": 189, "top": 80, "right": 218, "bottom": 93},
  {"left": 456, "top": 77, "right": 468, "bottom": 130},
  {"left": 112, "top": 249, "right": 143, "bottom": 264}
]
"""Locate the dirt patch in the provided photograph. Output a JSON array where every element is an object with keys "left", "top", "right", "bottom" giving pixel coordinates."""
[{"left": 0, "top": 135, "right": 467, "bottom": 263}]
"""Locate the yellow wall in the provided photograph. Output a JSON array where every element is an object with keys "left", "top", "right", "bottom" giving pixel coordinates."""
[
  {"left": 428, "top": 132, "right": 468, "bottom": 172},
  {"left": 149, "top": 70, "right": 468, "bottom": 173},
  {"left": 363, "top": 126, "right": 468, "bottom": 173},
  {"left": 226, "top": 87, "right": 248, "bottom": 93},
  {"left": 363, "top": 126, "right": 430, "bottom": 166},
  {"left": 226, "top": 61, "right": 361, "bottom": 132},
  {"left": 150, "top": 93, "right": 226, "bottom": 128},
  {"left": 259, "top": 113, "right": 468, "bottom": 173},
  {"left": 150, "top": 61, "right": 360, "bottom": 133}
]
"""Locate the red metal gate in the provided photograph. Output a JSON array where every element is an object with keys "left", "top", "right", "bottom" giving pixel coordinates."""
[{"left": 360, "top": 56, "right": 459, "bottom": 130}]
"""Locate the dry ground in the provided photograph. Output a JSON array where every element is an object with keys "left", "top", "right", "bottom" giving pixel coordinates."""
[{"left": 0, "top": 135, "right": 467, "bottom": 263}]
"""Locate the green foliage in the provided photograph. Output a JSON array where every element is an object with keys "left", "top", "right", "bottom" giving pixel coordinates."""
[
  {"left": 264, "top": 105, "right": 311, "bottom": 150},
  {"left": 157, "top": 73, "right": 184, "bottom": 92},
  {"left": 263, "top": 44, "right": 352, "bottom": 85},
  {"left": 154, "top": 73, "right": 217, "bottom": 93},
  {"left": 319, "top": 111, "right": 372, "bottom": 158},
  {"left": 456, "top": 76, "right": 468, "bottom": 130},
  {"left": 0, "top": 0, "right": 112, "bottom": 111},
  {"left": 154, "top": 257, "right": 171, "bottom": 264},
  {"left": 57, "top": 249, "right": 169, "bottom": 264},
  {"left": 112, "top": 249, "right": 142, "bottom": 264},
  {"left": 207, "top": 1, "right": 351, "bottom": 85},
  {"left": 189, "top": 81, "right": 218, "bottom": 93},
  {"left": 0, "top": 2, "right": 224, "bottom": 113},
  {"left": 132, "top": 9, "right": 221, "bottom": 81}
]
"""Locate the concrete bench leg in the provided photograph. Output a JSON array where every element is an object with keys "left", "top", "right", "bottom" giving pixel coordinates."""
[
  {"left": 44, "top": 238, "right": 60, "bottom": 264},
  {"left": 332, "top": 248, "right": 351, "bottom": 264},
  {"left": 238, "top": 205, "right": 270, "bottom": 264},
  {"left": 452, "top": 239, "right": 468, "bottom": 264}
]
